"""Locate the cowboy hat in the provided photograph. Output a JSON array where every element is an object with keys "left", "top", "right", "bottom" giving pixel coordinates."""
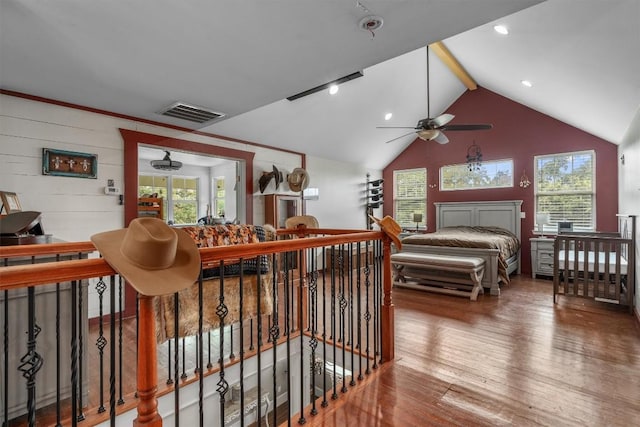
[
  {"left": 91, "top": 217, "right": 201, "bottom": 296},
  {"left": 287, "top": 167, "right": 309, "bottom": 192},
  {"left": 369, "top": 215, "right": 402, "bottom": 250}
]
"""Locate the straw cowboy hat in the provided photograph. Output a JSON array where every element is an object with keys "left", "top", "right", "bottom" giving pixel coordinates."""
[
  {"left": 287, "top": 168, "right": 310, "bottom": 192},
  {"left": 91, "top": 217, "right": 201, "bottom": 296},
  {"left": 369, "top": 215, "right": 402, "bottom": 250}
]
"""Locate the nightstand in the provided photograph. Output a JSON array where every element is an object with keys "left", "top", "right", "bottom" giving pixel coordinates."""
[{"left": 530, "top": 237, "right": 555, "bottom": 278}]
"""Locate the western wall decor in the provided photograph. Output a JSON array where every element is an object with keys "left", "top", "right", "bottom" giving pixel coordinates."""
[
  {"left": 42, "top": 148, "right": 98, "bottom": 179},
  {"left": 0, "top": 191, "right": 22, "bottom": 214}
]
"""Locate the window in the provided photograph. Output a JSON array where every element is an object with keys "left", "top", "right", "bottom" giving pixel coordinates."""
[
  {"left": 534, "top": 150, "right": 595, "bottom": 230},
  {"left": 440, "top": 159, "right": 513, "bottom": 191},
  {"left": 394, "top": 168, "right": 426, "bottom": 229},
  {"left": 214, "top": 177, "right": 225, "bottom": 217},
  {"left": 139, "top": 175, "right": 199, "bottom": 224},
  {"left": 138, "top": 175, "right": 168, "bottom": 219},
  {"left": 172, "top": 177, "right": 199, "bottom": 224}
]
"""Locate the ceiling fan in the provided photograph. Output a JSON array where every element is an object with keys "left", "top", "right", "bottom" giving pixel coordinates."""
[{"left": 377, "top": 46, "right": 492, "bottom": 145}]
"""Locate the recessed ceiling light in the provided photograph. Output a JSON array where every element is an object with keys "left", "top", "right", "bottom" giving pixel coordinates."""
[
  {"left": 521, "top": 80, "right": 533, "bottom": 88},
  {"left": 384, "top": 112, "right": 393, "bottom": 121},
  {"left": 328, "top": 84, "right": 339, "bottom": 95},
  {"left": 493, "top": 25, "right": 509, "bottom": 35}
]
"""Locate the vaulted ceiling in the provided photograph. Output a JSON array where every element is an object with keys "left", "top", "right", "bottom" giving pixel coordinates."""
[{"left": 1, "top": 1, "right": 638, "bottom": 169}]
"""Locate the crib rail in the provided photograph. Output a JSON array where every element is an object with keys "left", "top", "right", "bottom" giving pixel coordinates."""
[{"left": 553, "top": 233, "right": 635, "bottom": 313}]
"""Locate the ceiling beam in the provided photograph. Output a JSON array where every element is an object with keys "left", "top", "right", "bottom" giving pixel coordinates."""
[{"left": 430, "top": 41, "right": 477, "bottom": 90}]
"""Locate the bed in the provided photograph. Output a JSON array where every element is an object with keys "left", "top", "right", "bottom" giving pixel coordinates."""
[
  {"left": 397, "top": 200, "right": 523, "bottom": 296},
  {"left": 553, "top": 214, "right": 636, "bottom": 312}
]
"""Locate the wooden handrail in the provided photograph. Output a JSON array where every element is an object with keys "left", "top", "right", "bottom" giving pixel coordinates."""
[{"left": 0, "top": 241, "right": 96, "bottom": 258}]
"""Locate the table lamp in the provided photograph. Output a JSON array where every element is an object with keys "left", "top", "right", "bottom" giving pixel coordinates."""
[
  {"left": 536, "top": 212, "right": 550, "bottom": 237},
  {"left": 413, "top": 213, "right": 423, "bottom": 232}
]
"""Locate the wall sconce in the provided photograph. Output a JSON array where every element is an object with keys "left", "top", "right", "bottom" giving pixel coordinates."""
[
  {"left": 620, "top": 154, "right": 625, "bottom": 165},
  {"left": 429, "top": 174, "right": 438, "bottom": 189},
  {"left": 413, "top": 213, "right": 423, "bottom": 232},
  {"left": 519, "top": 170, "right": 531, "bottom": 188},
  {"left": 466, "top": 141, "right": 482, "bottom": 172}
]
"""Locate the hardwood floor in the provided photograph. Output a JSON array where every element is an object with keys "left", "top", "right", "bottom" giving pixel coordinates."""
[
  {"left": 303, "top": 275, "right": 640, "bottom": 427},
  {"left": 9, "top": 274, "right": 639, "bottom": 426}
]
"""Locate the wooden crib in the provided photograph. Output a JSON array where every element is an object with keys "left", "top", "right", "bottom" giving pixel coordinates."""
[{"left": 553, "top": 215, "right": 636, "bottom": 313}]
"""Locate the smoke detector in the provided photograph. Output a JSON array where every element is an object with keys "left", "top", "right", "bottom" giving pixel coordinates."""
[{"left": 359, "top": 15, "right": 384, "bottom": 32}]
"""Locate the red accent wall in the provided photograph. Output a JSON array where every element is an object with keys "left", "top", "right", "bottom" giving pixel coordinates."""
[{"left": 383, "top": 87, "right": 619, "bottom": 276}]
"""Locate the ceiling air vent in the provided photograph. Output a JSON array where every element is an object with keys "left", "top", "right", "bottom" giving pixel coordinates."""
[{"left": 159, "top": 102, "right": 225, "bottom": 124}]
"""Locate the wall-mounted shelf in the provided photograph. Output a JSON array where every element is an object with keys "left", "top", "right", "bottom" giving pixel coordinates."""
[{"left": 138, "top": 197, "right": 163, "bottom": 220}]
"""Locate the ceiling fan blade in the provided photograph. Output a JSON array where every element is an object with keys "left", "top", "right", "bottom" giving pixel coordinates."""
[
  {"left": 430, "top": 113, "right": 455, "bottom": 128},
  {"left": 433, "top": 132, "right": 449, "bottom": 144},
  {"left": 383, "top": 131, "right": 417, "bottom": 144},
  {"left": 441, "top": 123, "right": 493, "bottom": 131},
  {"left": 376, "top": 126, "right": 418, "bottom": 129}
]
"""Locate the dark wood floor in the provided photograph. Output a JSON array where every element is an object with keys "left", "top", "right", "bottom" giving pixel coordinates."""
[
  {"left": 303, "top": 275, "right": 640, "bottom": 427},
  {"left": 10, "top": 274, "right": 640, "bottom": 426}
]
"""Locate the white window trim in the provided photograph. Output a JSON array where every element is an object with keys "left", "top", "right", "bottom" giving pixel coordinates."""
[
  {"left": 533, "top": 149, "right": 596, "bottom": 232},
  {"left": 439, "top": 158, "right": 514, "bottom": 191},
  {"left": 393, "top": 168, "right": 427, "bottom": 229}
]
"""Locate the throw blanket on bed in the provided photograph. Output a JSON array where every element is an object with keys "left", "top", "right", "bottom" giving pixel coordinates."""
[
  {"left": 154, "top": 224, "right": 275, "bottom": 343},
  {"left": 402, "top": 226, "right": 520, "bottom": 284}
]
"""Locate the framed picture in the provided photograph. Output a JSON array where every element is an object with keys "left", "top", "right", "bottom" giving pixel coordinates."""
[
  {"left": 0, "top": 191, "right": 22, "bottom": 214},
  {"left": 42, "top": 148, "right": 98, "bottom": 179}
]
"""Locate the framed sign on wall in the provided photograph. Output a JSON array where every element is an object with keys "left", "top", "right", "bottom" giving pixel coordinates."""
[
  {"left": 42, "top": 148, "right": 98, "bottom": 179},
  {"left": 0, "top": 191, "right": 22, "bottom": 214}
]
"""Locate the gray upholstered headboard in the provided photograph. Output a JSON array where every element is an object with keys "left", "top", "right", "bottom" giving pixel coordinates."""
[{"left": 434, "top": 200, "right": 523, "bottom": 242}]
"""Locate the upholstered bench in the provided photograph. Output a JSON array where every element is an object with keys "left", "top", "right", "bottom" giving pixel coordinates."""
[{"left": 391, "top": 252, "right": 486, "bottom": 301}]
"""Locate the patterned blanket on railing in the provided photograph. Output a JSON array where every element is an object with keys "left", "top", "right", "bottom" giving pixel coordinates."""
[{"left": 154, "top": 224, "right": 275, "bottom": 342}]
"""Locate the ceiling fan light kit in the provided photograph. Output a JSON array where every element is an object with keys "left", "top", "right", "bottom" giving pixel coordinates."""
[{"left": 151, "top": 151, "right": 183, "bottom": 171}]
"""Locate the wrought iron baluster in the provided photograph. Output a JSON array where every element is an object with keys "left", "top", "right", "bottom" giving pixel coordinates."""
[
  {"left": 349, "top": 244, "right": 356, "bottom": 387},
  {"left": 70, "top": 280, "right": 79, "bottom": 427},
  {"left": 373, "top": 241, "right": 379, "bottom": 370},
  {"left": 364, "top": 241, "right": 371, "bottom": 375},
  {"left": 55, "top": 254, "right": 62, "bottom": 426},
  {"left": 109, "top": 275, "right": 116, "bottom": 426},
  {"left": 19, "top": 283, "right": 43, "bottom": 427},
  {"left": 77, "top": 275, "right": 85, "bottom": 421},
  {"left": 298, "top": 249, "right": 306, "bottom": 424},
  {"left": 118, "top": 276, "right": 124, "bottom": 405},
  {"left": 3, "top": 258, "right": 7, "bottom": 427},
  {"left": 357, "top": 242, "right": 363, "bottom": 381},
  {"left": 256, "top": 261, "right": 263, "bottom": 426},
  {"left": 331, "top": 247, "right": 338, "bottom": 401},
  {"left": 3, "top": 256, "right": 8, "bottom": 427},
  {"left": 173, "top": 292, "right": 180, "bottom": 427},
  {"left": 95, "top": 276, "right": 107, "bottom": 413},
  {"left": 269, "top": 253, "right": 280, "bottom": 426},
  {"left": 308, "top": 248, "right": 319, "bottom": 415},
  {"left": 239, "top": 265, "right": 246, "bottom": 427},
  {"left": 321, "top": 247, "right": 330, "bottom": 408},
  {"left": 198, "top": 270, "right": 204, "bottom": 427},
  {"left": 216, "top": 262, "right": 229, "bottom": 427}
]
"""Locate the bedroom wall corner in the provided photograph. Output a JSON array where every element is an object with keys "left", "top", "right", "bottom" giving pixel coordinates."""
[{"left": 618, "top": 105, "right": 640, "bottom": 321}]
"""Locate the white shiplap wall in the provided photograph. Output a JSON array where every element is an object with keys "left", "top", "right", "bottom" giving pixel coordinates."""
[{"left": 0, "top": 93, "right": 380, "bottom": 316}]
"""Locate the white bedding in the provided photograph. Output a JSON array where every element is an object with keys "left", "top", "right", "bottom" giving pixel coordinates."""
[{"left": 557, "top": 251, "right": 628, "bottom": 275}]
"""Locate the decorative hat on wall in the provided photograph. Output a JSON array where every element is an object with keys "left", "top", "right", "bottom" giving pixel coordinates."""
[
  {"left": 287, "top": 168, "right": 310, "bottom": 192},
  {"left": 258, "top": 165, "right": 283, "bottom": 193}
]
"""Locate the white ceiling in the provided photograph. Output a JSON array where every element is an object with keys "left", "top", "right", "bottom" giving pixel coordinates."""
[{"left": 1, "top": 1, "right": 638, "bottom": 170}]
